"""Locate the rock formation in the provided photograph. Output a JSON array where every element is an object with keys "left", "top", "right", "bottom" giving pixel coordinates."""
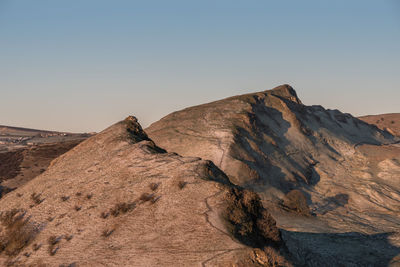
[
  {"left": 147, "top": 85, "right": 400, "bottom": 266},
  {"left": 0, "top": 117, "right": 288, "bottom": 266}
]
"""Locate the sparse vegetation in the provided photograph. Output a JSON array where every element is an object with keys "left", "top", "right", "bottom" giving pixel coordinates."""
[
  {"left": 110, "top": 202, "right": 136, "bottom": 217},
  {"left": 86, "top": 193, "right": 93, "bottom": 200},
  {"left": 139, "top": 193, "right": 155, "bottom": 202},
  {"left": 149, "top": 182, "right": 159, "bottom": 191},
  {"left": 178, "top": 181, "right": 187, "bottom": 189},
  {"left": 0, "top": 208, "right": 38, "bottom": 256},
  {"left": 150, "top": 196, "right": 160, "bottom": 204},
  {"left": 61, "top": 195, "right": 70, "bottom": 201},
  {"left": 32, "top": 243, "right": 41, "bottom": 251},
  {"left": 31, "top": 193, "right": 43, "bottom": 205},
  {"left": 100, "top": 211, "right": 109, "bottom": 219},
  {"left": 74, "top": 205, "right": 82, "bottom": 211},
  {"left": 48, "top": 235, "right": 62, "bottom": 256},
  {"left": 101, "top": 229, "right": 114, "bottom": 238}
]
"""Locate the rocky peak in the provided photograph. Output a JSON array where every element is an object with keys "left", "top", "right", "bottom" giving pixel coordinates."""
[
  {"left": 124, "top": 116, "right": 150, "bottom": 143},
  {"left": 267, "top": 84, "right": 302, "bottom": 104}
]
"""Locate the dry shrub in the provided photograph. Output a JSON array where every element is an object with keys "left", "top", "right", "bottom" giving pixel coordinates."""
[
  {"left": 224, "top": 187, "right": 281, "bottom": 248},
  {"left": 100, "top": 211, "right": 109, "bottom": 219},
  {"left": 31, "top": 193, "right": 43, "bottom": 205},
  {"left": 60, "top": 196, "right": 70, "bottom": 202},
  {"left": 74, "top": 205, "right": 82, "bottom": 211},
  {"left": 32, "top": 243, "right": 41, "bottom": 251},
  {"left": 149, "top": 183, "right": 159, "bottom": 191},
  {"left": 86, "top": 193, "right": 93, "bottom": 200},
  {"left": 177, "top": 181, "right": 187, "bottom": 189},
  {"left": 110, "top": 202, "right": 136, "bottom": 217},
  {"left": 282, "top": 190, "right": 310, "bottom": 216},
  {"left": 0, "top": 209, "right": 38, "bottom": 256},
  {"left": 139, "top": 193, "right": 155, "bottom": 202},
  {"left": 150, "top": 196, "right": 160, "bottom": 204},
  {"left": 48, "top": 235, "right": 62, "bottom": 256},
  {"left": 101, "top": 229, "right": 114, "bottom": 238}
]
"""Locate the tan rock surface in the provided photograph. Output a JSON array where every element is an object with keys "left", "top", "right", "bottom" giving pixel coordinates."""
[
  {"left": 0, "top": 117, "right": 285, "bottom": 266},
  {"left": 146, "top": 85, "right": 400, "bottom": 266}
]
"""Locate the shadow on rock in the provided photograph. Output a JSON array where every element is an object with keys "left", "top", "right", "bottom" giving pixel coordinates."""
[
  {"left": 313, "top": 193, "right": 349, "bottom": 215},
  {"left": 281, "top": 230, "right": 400, "bottom": 267}
]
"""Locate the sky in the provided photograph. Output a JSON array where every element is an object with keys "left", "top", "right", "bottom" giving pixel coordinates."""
[{"left": 0, "top": 0, "right": 399, "bottom": 132}]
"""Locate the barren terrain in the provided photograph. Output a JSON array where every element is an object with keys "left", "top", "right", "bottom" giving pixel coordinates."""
[
  {"left": 147, "top": 85, "right": 400, "bottom": 266},
  {"left": 359, "top": 113, "right": 400, "bottom": 136},
  {"left": 0, "top": 117, "right": 288, "bottom": 266},
  {"left": 0, "top": 85, "right": 398, "bottom": 266}
]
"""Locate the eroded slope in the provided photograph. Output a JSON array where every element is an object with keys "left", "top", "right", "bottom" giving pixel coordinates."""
[
  {"left": 0, "top": 117, "right": 286, "bottom": 267},
  {"left": 146, "top": 85, "right": 400, "bottom": 266}
]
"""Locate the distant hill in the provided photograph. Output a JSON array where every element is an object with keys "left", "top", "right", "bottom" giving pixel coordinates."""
[
  {"left": 359, "top": 113, "right": 400, "bottom": 136},
  {"left": 0, "top": 125, "right": 58, "bottom": 136},
  {"left": 0, "top": 125, "right": 93, "bottom": 196}
]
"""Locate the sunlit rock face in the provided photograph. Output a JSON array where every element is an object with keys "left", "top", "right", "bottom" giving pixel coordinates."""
[{"left": 147, "top": 84, "right": 400, "bottom": 266}]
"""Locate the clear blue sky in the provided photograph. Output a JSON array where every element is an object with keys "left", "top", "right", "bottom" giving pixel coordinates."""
[{"left": 1, "top": 0, "right": 399, "bottom": 132}]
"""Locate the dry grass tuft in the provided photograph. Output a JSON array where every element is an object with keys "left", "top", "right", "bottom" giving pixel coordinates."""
[
  {"left": 48, "top": 235, "right": 62, "bottom": 256},
  {"left": 177, "top": 181, "right": 187, "bottom": 189},
  {"left": 60, "top": 196, "right": 70, "bottom": 202},
  {"left": 139, "top": 193, "right": 155, "bottom": 202},
  {"left": 0, "top": 208, "right": 38, "bottom": 256},
  {"left": 101, "top": 229, "right": 114, "bottom": 238},
  {"left": 149, "top": 182, "right": 159, "bottom": 191},
  {"left": 100, "top": 211, "right": 109, "bottom": 219},
  {"left": 32, "top": 243, "right": 41, "bottom": 251},
  {"left": 31, "top": 193, "right": 43, "bottom": 205},
  {"left": 110, "top": 202, "right": 136, "bottom": 217}
]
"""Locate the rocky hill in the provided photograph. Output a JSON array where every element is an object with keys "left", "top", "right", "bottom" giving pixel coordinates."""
[
  {"left": 0, "top": 117, "right": 288, "bottom": 266},
  {"left": 147, "top": 85, "right": 400, "bottom": 266},
  {"left": 359, "top": 113, "right": 400, "bottom": 136}
]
